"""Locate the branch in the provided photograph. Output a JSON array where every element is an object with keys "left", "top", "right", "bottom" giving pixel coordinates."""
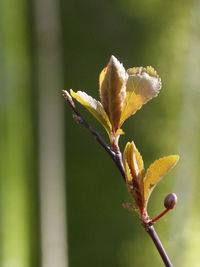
[
  {"left": 62, "top": 90, "right": 125, "bottom": 181},
  {"left": 63, "top": 90, "right": 173, "bottom": 267},
  {"left": 146, "top": 226, "right": 172, "bottom": 267}
]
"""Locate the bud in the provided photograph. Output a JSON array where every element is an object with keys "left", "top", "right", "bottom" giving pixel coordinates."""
[
  {"left": 62, "top": 90, "right": 75, "bottom": 108},
  {"left": 123, "top": 142, "right": 144, "bottom": 213},
  {"left": 99, "top": 55, "right": 128, "bottom": 132},
  {"left": 164, "top": 193, "right": 178, "bottom": 210}
]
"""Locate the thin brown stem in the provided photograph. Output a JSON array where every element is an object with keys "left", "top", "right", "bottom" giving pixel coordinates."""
[
  {"left": 62, "top": 90, "right": 125, "bottom": 181},
  {"left": 63, "top": 90, "right": 173, "bottom": 267},
  {"left": 146, "top": 226, "right": 172, "bottom": 267}
]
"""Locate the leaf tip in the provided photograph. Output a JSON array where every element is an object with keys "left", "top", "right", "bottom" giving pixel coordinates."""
[{"left": 170, "top": 154, "right": 180, "bottom": 165}]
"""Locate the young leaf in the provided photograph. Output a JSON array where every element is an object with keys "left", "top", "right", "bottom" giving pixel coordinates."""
[
  {"left": 123, "top": 142, "right": 144, "bottom": 210},
  {"left": 99, "top": 55, "right": 127, "bottom": 132},
  {"left": 143, "top": 155, "right": 179, "bottom": 207},
  {"left": 70, "top": 89, "right": 112, "bottom": 139},
  {"left": 113, "top": 128, "right": 124, "bottom": 144},
  {"left": 124, "top": 160, "right": 134, "bottom": 184},
  {"left": 120, "top": 66, "right": 161, "bottom": 126},
  {"left": 123, "top": 142, "right": 144, "bottom": 182}
]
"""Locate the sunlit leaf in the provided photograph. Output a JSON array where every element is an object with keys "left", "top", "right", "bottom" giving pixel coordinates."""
[
  {"left": 99, "top": 55, "right": 127, "bottom": 131},
  {"left": 143, "top": 155, "right": 179, "bottom": 207},
  {"left": 114, "top": 128, "right": 124, "bottom": 141},
  {"left": 115, "top": 128, "right": 124, "bottom": 136},
  {"left": 123, "top": 142, "right": 144, "bottom": 182},
  {"left": 120, "top": 66, "right": 161, "bottom": 126},
  {"left": 70, "top": 89, "right": 112, "bottom": 139},
  {"left": 134, "top": 143, "right": 144, "bottom": 181},
  {"left": 123, "top": 142, "right": 144, "bottom": 210},
  {"left": 124, "top": 160, "right": 133, "bottom": 184}
]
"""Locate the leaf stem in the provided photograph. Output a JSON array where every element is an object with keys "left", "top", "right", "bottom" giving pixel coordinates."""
[
  {"left": 63, "top": 90, "right": 173, "bottom": 267},
  {"left": 151, "top": 208, "right": 170, "bottom": 225}
]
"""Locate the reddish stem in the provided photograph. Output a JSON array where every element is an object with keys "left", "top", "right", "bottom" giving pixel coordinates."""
[{"left": 151, "top": 208, "right": 170, "bottom": 225}]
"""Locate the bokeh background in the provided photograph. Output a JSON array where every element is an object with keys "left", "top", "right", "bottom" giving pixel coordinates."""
[{"left": 0, "top": 0, "right": 200, "bottom": 266}]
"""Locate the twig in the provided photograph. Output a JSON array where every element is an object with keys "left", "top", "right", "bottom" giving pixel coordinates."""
[
  {"left": 62, "top": 90, "right": 125, "bottom": 181},
  {"left": 63, "top": 90, "right": 173, "bottom": 267},
  {"left": 146, "top": 226, "right": 172, "bottom": 267}
]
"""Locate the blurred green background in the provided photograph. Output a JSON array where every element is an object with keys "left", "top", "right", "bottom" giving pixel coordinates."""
[{"left": 0, "top": 0, "right": 200, "bottom": 266}]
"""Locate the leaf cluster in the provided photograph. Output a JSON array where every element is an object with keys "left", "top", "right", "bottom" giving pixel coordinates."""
[{"left": 69, "top": 55, "right": 179, "bottom": 219}]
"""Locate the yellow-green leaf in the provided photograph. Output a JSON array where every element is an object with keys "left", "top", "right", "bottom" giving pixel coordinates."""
[
  {"left": 134, "top": 144, "right": 144, "bottom": 181},
  {"left": 115, "top": 128, "right": 124, "bottom": 136},
  {"left": 124, "top": 160, "right": 133, "bottom": 184},
  {"left": 70, "top": 89, "right": 112, "bottom": 139},
  {"left": 123, "top": 141, "right": 144, "bottom": 183},
  {"left": 120, "top": 66, "right": 161, "bottom": 126},
  {"left": 143, "top": 155, "right": 179, "bottom": 207},
  {"left": 113, "top": 128, "right": 124, "bottom": 144},
  {"left": 123, "top": 141, "right": 145, "bottom": 210},
  {"left": 99, "top": 55, "right": 127, "bottom": 131}
]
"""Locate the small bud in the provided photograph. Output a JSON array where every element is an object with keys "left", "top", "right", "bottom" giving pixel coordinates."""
[
  {"left": 62, "top": 90, "right": 75, "bottom": 108},
  {"left": 73, "top": 114, "right": 83, "bottom": 124},
  {"left": 99, "top": 55, "right": 128, "bottom": 132},
  {"left": 122, "top": 202, "right": 136, "bottom": 212},
  {"left": 164, "top": 193, "right": 178, "bottom": 210},
  {"left": 123, "top": 142, "right": 144, "bottom": 212}
]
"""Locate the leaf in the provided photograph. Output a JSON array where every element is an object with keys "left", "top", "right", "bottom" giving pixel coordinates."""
[
  {"left": 115, "top": 128, "right": 124, "bottom": 136},
  {"left": 70, "top": 89, "right": 112, "bottom": 139},
  {"left": 143, "top": 155, "right": 179, "bottom": 207},
  {"left": 99, "top": 55, "right": 127, "bottom": 131},
  {"left": 123, "top": 142, "right": 144, "bottom": 183},
  {"left": 113, "top": 128, "right": 124, "bottom": 145},
  {"left": 134, "top": 143, "right": 144, "bottom": 181},
  {"left": 120, "top": 66, "right": 162, "bottom": 126},
  {"left": 124, "top": 160, "right": 133, "bottom": 184},
  {"left": 124, "top": 161, "right": 143, "bottom": 210},
  {"left": 123, "top": 142, "right": 144, "bottom": 210}
]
